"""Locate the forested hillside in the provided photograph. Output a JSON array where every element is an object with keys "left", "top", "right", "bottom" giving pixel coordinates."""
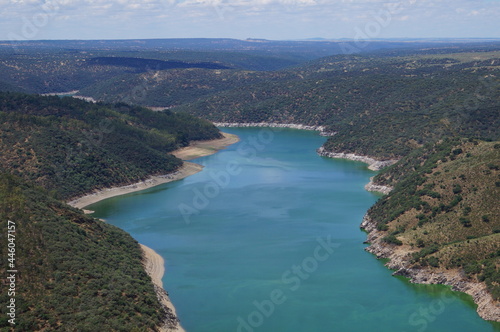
[
  {"left": 173, "top": 50, "right": 500, "bottom": 158},
  {"left": 0, "top": 40, "right": 499, "bottom": 326},
  {"left": 0, "top": 92, "right": 223, "bottom": 331},
  {"left": 0, "top": 173, "right": 171, "bottom": 331},
  {"left": 57, "top": 45, "right": 500, "bottom": 160},
  {"left": 0, "top": 38, "right": 352, "bottom": 94},
  {"left": 365, "top": 138, "right": 500, "bottom": 302},
  {"left": 0, "top": 93, "right": 221, "bottom": 200}
]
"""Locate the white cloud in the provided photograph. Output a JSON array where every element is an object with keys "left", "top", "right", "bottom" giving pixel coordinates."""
[{"left": 0, "top": 0, "right": 498, "bottom": 40}]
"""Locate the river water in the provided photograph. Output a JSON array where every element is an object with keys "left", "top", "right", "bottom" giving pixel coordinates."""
[{"left": 88, "top": 128, "right": 499, "bottom": 332}]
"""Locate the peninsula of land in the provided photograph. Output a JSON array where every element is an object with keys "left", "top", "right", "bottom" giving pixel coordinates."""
[{"left": 68, "top": 133, "right": 239, "bottom": 209}]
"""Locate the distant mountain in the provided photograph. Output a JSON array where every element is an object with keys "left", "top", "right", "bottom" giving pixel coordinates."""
[
  {"left": 4, "top": 38, "right": 499, "bottom": 94},
  {"left": 87, "top": 56, "right": 230, "bottom": 71}
]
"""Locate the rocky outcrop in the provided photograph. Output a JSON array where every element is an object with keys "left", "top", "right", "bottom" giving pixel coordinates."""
[
  {"left": 213, "top": 122, "right": 336, "bottom": 136},
  {"left": 364, "top": 176, "right": 393, "bottom": 194},
  {"left": 361, "top": 214, "right": 500, "bottom": 322},
  {"left": 316, "top": 147, "right": 398, "bottom": 171}
]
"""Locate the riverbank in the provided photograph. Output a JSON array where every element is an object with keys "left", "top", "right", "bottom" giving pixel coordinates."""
[
  {"left": 66, "top": 132, "right": 240, "bottom": 331},
  {"left": 214, "top": 122, "right": 336, "bottom": 137},
  {"left": 41, "top": 90, "right": 79, "bottom": 96},
  {"left": 172, "top": 132, "right": 239, "bottom": 160},
  {"left": 317, "top": 147, "right": 398, "bottom": 171},
  {"left": 67, "top": 162, "right": 204, "bottom": 209},
  {"left": 364, "top": 176, "right": 393, "bottom": 195},
  {"left": 67, "top": 132, "right": 239, "bottom": 209},
  {"left": 361, "top": 214, "right": 500, "bottom": 322},
  {"left": 141, "top": 244, "right": 186, "bottom": 332}
]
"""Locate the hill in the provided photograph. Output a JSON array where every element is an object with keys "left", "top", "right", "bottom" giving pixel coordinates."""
[
  {"left": 0, "top": 92, "right": 224, "bottom": 330},
  {"left": 0, "top": 40, "right": 499, "bottom": 325},
  {"left": 0, "top": 93, "right": 221, "bottom": 200},
  {"left": 172, "top": 49, "right": 500, "bottom": 159},
  {"left": 3, "top": 38, "right": 497, "bottom": 95},
  {"left": 362, "top": 138, "right": 500, "bottom": 320},
  {"left": 0, "top": 173, "right": 174, "bottom": 331}
]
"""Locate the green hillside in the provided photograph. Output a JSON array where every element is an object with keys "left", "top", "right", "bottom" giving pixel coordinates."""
[
  {"left": 0, "top": 173, "right": 170, "bottom": 331},
  {"left": 78, "top": 68, "right": 288, "bottom": 108},
  {"left": 0, "top": 41, "right": 498, "bottom": 326},
  {"left": 0, "top": 92, "right": 221, "bottom": 200},
  {"left": 0, "top": 92, "right": 224, "bottom": 330},
  {"left": 73, "top": 47, "right": 500, "bottom": 160},
  {"left": 173, "top": 50, "right": 500, "bottom": 158},
  {"left": 367, "top": 139, "right": 500, "bottom": 300},
  {"left": 0, "top": 43, "right": 324, "bottom": 94}
]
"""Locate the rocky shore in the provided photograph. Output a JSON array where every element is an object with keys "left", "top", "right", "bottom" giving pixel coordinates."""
[
  {"left": 364, "top": 176, "right": 393, "bottom": 195},
  {"left": 316, "top": 147, "right": 398, "bottom": 171},
  {"left": 213, "top": 122, "right": 336, "bottom": 136},
  {"left": 360, "top": 214, "right": 500, "bottom": 322}
]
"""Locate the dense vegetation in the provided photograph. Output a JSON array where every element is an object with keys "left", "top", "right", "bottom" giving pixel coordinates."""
[
  {"left": 0, "top": 92, "right": 223, "bottom": 330},
  {"left": 0, "top": 38, "right": 359, "bottom": 94},
  {"left": 24, "top": 44, "right": 495, "bottom": 160},
  {"left": 172, "top": 51, "right": 500, "bottom": 158},
  {"left": 0, "top": 39, "right": 498, "bottom": 326},
  {"left": 0, "top": 173, "right": 169, "bottom": 331},
  {"left": 79, "top": 69, "right": 292, "bottom": 108},
  {"left": 0, "top": 93, "right": 221, "bottom": 200},
  {"left": 87, "top": 56, "right": 230, "bottom": 71},
  {"left": 368, "top": 139, "right": 500, "bottom": 300}
]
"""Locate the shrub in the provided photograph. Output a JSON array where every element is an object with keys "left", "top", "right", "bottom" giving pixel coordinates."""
[
  {"left": 377, "top": 223, "right": 389, "bottom": 231},
  {"left": 452, "top": 184, "right": 462, "bottom": 194},
  {"left": 383, "top": 235, "right": 403, "bottom": 246},
  {"left": 460, "top": 217, "right": 472, "bottom": 227},
  {"left": 427, "top": 256, "right": 440, "bottom": 268},
  {"left": 464, "top": 263, "right": 481, "bottom": 276},
  {"left": 463, "top": 206, "right": 472, "bottom": 216}
]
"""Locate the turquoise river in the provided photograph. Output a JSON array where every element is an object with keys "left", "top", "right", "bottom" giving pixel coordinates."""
[{"left": 88, "top": 128, "right": 500, "bottom": 332}]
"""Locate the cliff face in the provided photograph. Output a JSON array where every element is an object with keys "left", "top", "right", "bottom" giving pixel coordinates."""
[{"left": 361, "top": 214, "right": 500, "bottom": 322}]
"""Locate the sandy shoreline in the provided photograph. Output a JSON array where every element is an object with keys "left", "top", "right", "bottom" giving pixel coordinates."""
[
  {"left": 141, "top": 244, "right": 186, "bottom": 332},
  {"left": 67, "top": 162, "right": 204, "bottom": 209},
  {"left": 172, "top": 132, "right": 239, "bottom": 160},
  {"left": 67, "top": 132, "right": 239, "bottom": 210}
]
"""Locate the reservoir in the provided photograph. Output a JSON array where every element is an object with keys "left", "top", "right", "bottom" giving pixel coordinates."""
[{"left": 88, "top": 128, "right": 499, "bottom": 332}]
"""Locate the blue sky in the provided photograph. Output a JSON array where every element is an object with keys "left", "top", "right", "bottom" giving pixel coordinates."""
[{"left": 1, "top": 0, "right": 499, "bottom": 41}]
